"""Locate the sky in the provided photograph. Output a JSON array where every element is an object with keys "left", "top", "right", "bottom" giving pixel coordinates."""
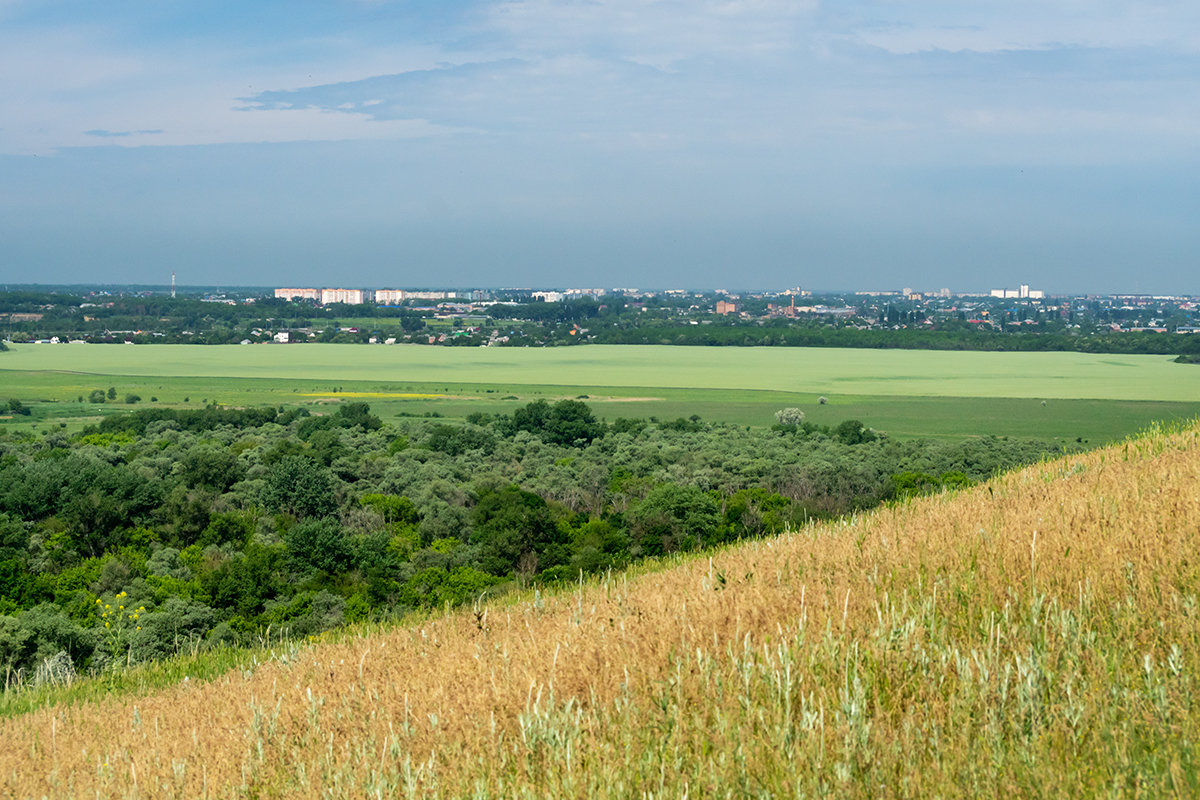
[{"left": 1, "top": 1, "right": 1197, "bottom": 294}]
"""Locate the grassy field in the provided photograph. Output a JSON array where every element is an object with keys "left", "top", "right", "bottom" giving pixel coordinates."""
[
  {"left": 5, "top": 343, "right": 1200, "bottom": 399},
  {"left": 2, "top": 343, "right": 1199, "bottom": 440},
  {"left": 3, "top": 419, "right": 1197, "bottom": 798}
]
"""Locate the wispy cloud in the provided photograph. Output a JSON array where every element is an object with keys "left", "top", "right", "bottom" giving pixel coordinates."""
[
  {"left": 843, "top": 0, "right": 1200, "bottom": 54},
  {"left": 485, "top": 0, "right": 819, "bottom": 66},
  {"left": 84, "top": 128, "right": 163, "bottom": 138},
  {"left": 0, "top": 6, "right": 458, "bottom": 154},
  {"left": 3, "top": 0, "right": 1197, "bottom": 162},
  {"left": 241, "top": 58, "right": 684, "bottom": 139}
]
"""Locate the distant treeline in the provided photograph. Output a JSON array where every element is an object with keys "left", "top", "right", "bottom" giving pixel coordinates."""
[
  {"left": 593, "top": 323, "right": 1200, "bottom": 355},
  {"left": 92, "top": 406, "right": 296, "bottom": 435},
  {"left": 3, "top": 289, "right": 1199, "bottom": 356}
]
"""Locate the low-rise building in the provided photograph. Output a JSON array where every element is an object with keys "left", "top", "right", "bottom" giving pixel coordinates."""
[
  {"left": 990, "top": 285, "right": 1045, "bottom": 300},
  {"left": 715, "top": 300, "right": 739, "bottom": 315}
]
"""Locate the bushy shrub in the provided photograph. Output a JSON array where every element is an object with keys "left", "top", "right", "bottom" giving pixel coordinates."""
[
  {"left": 128, "top": 597, "right": 216, "bottom": 662},
  {"left": 399, "top": 566, "right": 500, "bottom": 609},
  {"left": 425, "top": 424, "right": 496, "bottom": 456},
  {"left": 775, "top": 408, "right": 806, "bottom": 426}
]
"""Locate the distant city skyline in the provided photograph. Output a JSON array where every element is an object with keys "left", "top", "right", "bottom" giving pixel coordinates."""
[
  {"left": 1, "top": 2, "right": 1197, "bottom": 294},
  {"left": 11, "top": 281, "right": 1189, "bottom": 300}
]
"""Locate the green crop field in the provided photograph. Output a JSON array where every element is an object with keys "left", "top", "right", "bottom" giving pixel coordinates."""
[{"left": 2, "top": 343, "right": 1198, "bottom": 440}]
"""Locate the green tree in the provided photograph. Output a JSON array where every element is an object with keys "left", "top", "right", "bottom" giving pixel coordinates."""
[
  {"left": 262, "top": 456, "right": 339, "bottom": 519},
  {"left": 284, "top": 518, "right": 352, "bottom": 575},
  {"left": 510, "top": 399, "right": 551, "bottom": 437},
  {"left": 833, "top": 419, "right": 877, "bottom": 445},
  {"left": 199, "top": 511, "right": 255, "bottom": 548},
  {"left": 469, "top": 485, "right": 567, "bottom": 578},
  {"left": 306, "top": 429, "right": 347, "bottom": 466},
  {"left": 627, "top": 483, "right": 722, "bottom": 556},
  {"left": 543, "top": 400, "right": 605, "bottom": 447},
  {"left": 0, "top": 614, "right": 36, "bottom": 676},
  {"left": 567, "top": 518, "right": 630, "bottom": 573},
  {"left": 507, "top": 399, "right": 604, "bottom": 447},
  {"left": 398, "top": 566, "right": 500, "bottom": 609},
  {"left": 202, "top": 542, "right": 282, "bottom": 617},
  {"left": 724, "top": 487, "right": 793, "bottom": 538},
  {"left": 57, "top": 461, "right": 162, "bottom": 557},
  {"left": 425, "top": 424, "right": 496, "bottom": 456},
  {"left": 179, "top": 446, "right": 243, "bottom": 492},
  {"left": 359, "top": 494, "right": 420, "bottom": 528},
  {"left": 358, "top": 493, "right": 421, "bottom": 556},
  {"left": 336, "top": 401, "right": 382, "bottom": 431},
  {"left": 18, "top": 603, "right": 97, "bottom": 670}
]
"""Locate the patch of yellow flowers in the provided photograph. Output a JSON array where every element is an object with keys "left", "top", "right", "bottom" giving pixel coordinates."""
[{"left": 96, "top": 592, "right": 147, "bottom": 657}]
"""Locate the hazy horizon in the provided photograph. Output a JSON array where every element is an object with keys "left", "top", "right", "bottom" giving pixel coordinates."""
[{"left": 4, "top": 282, "right": 1193, "bottom": 298}]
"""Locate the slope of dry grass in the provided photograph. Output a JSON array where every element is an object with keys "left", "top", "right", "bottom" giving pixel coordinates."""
[{"left": 4, "top": 421, "right": 1199, "bottom": 798}]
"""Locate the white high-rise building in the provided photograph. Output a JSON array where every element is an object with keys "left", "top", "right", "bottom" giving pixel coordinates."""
[
  {"left": 275, "top": 288, "right": 320, "bottom": 301},
  {"left": 374, "top": 289, "right": 457, "bottom": 303},
  {"left": 320, "top": 288, "right": 366, "bottom": 305}
]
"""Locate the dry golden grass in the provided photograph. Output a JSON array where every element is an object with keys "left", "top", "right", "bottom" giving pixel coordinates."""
[{"left": 4, "top": 422, "right": 1200, "bottom": 798}]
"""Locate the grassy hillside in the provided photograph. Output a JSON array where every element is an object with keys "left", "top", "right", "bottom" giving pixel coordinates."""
[{"left": 3, "top": 421, "right": 1199, "bottom": 798}]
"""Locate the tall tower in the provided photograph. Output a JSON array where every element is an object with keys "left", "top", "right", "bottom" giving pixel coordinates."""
[{"left": 171, "top": 272, "right": 176, "bottom": 299}]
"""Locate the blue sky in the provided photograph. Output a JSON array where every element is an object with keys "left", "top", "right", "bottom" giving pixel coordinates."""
[{"left": 1, "top": 0, "right": 1197, "bottom": 293}]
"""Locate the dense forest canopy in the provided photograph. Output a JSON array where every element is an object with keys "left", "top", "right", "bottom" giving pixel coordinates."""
[{"left": 0, "top": 399, "right": 1075, "bottom": 683}]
